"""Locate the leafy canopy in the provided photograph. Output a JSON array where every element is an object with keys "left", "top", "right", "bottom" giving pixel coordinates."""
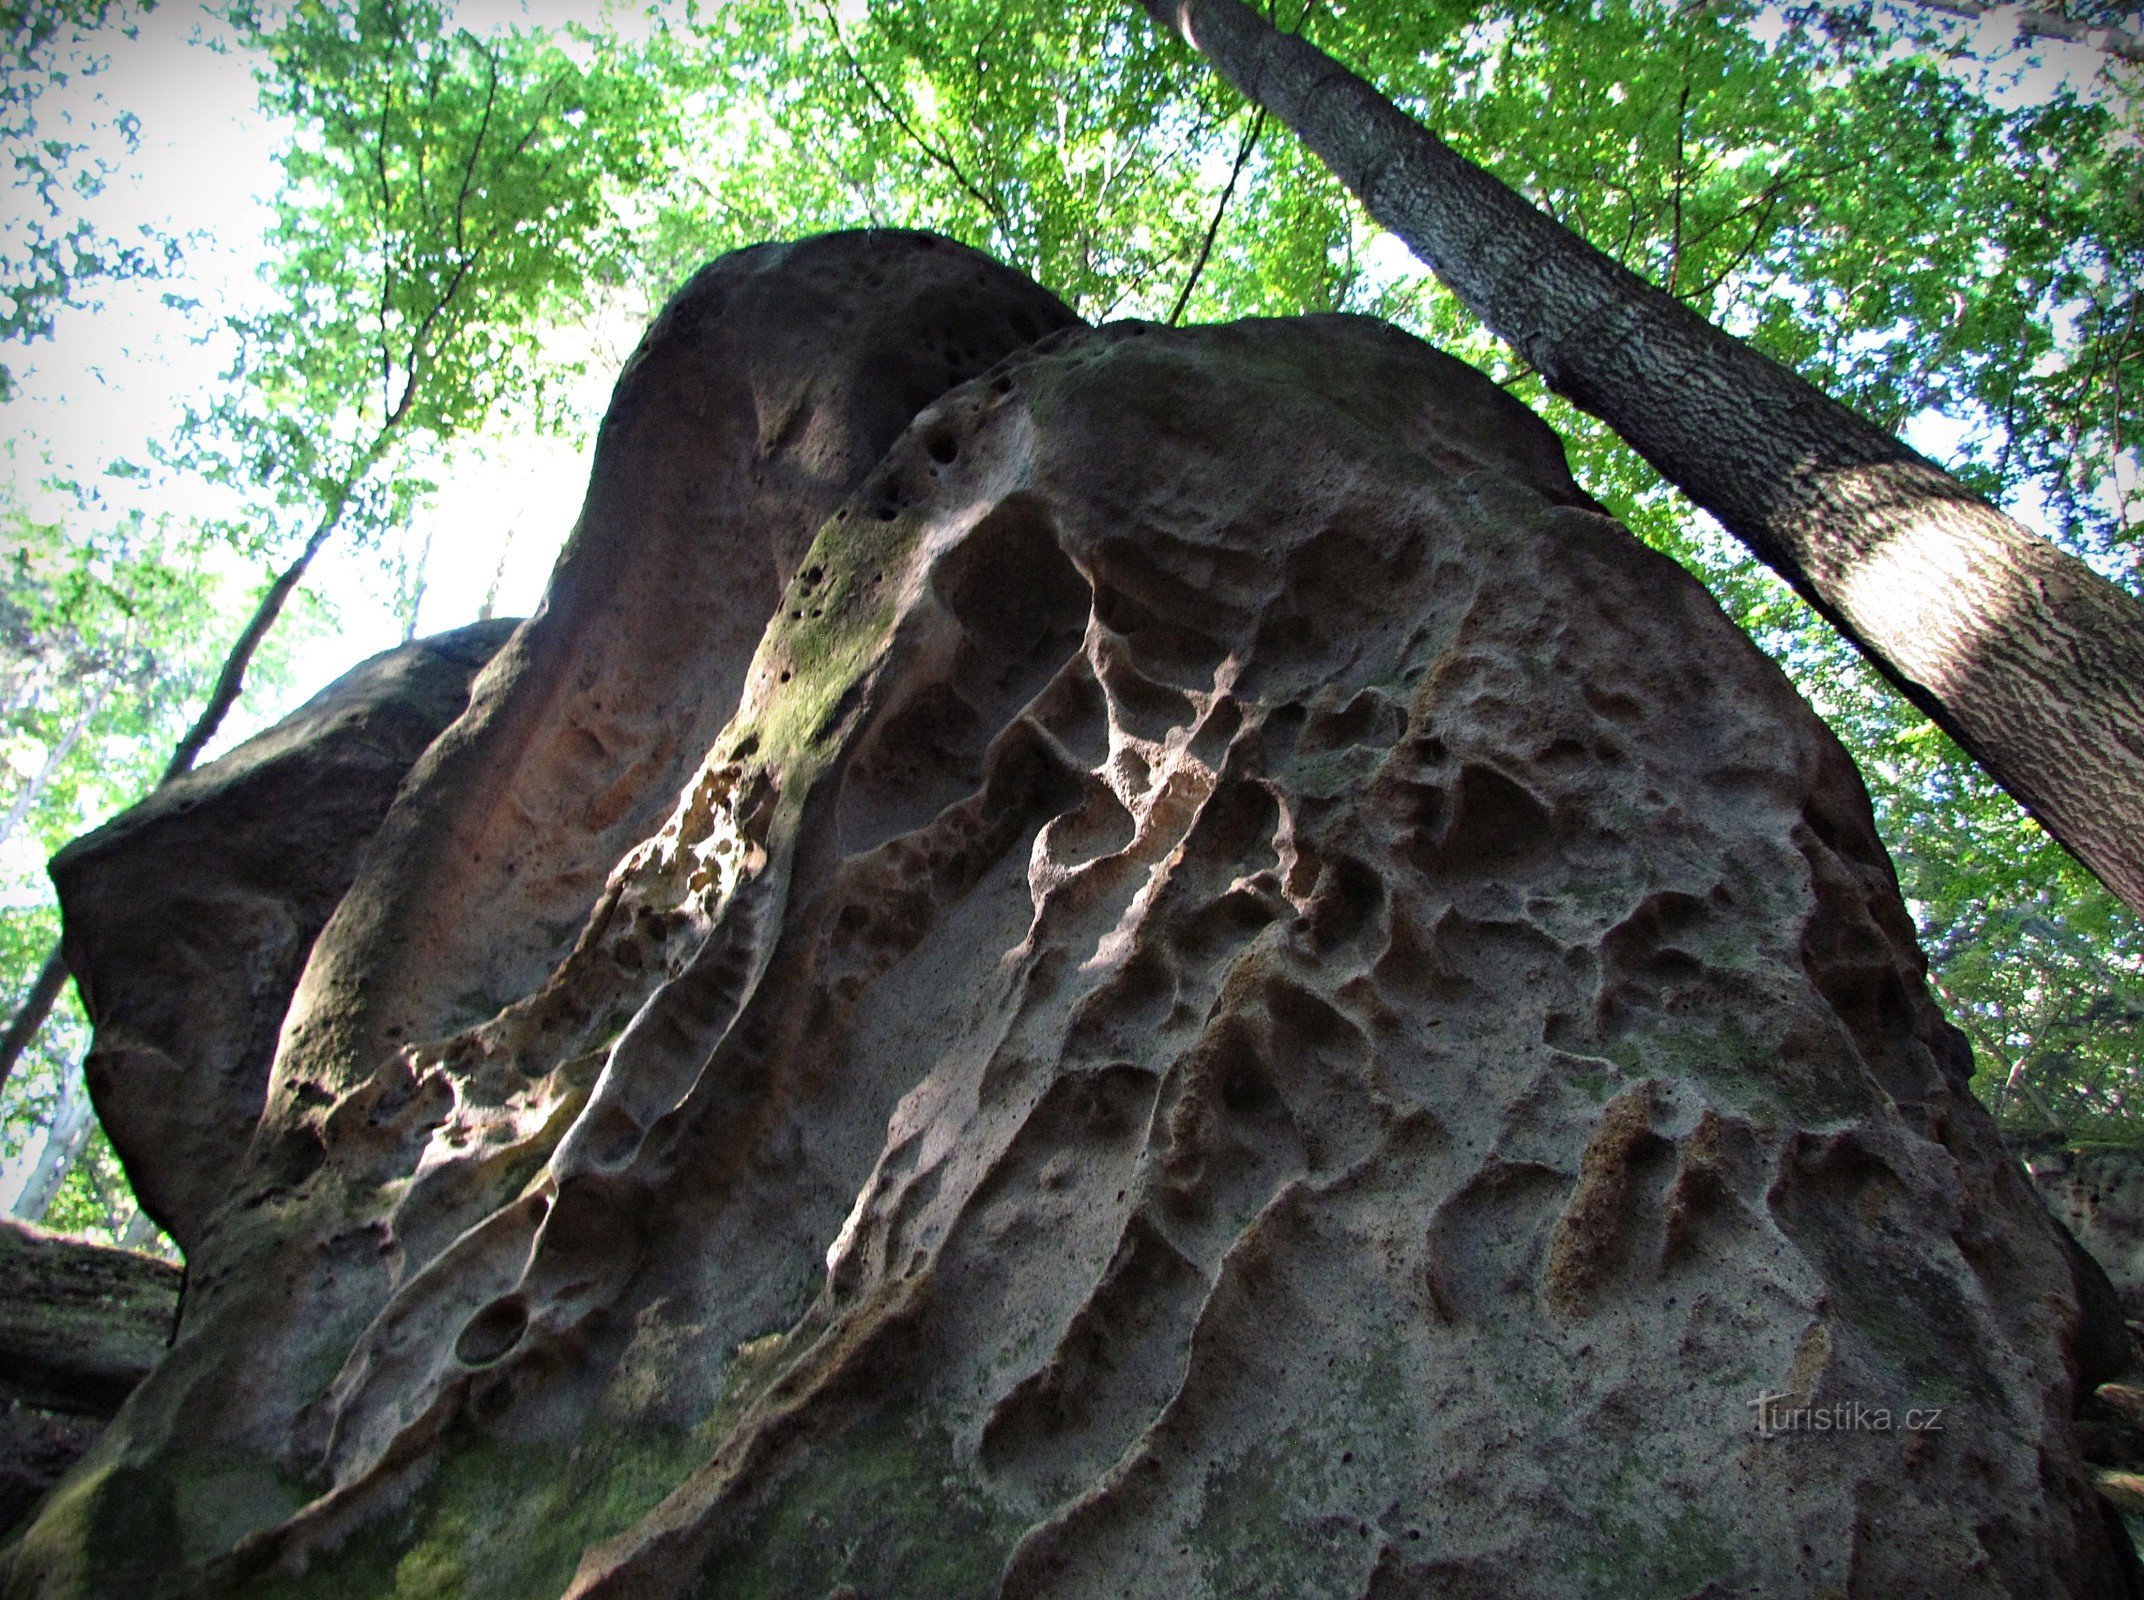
[
  {"left": 191, "top": 0, "right": 684, "bottom": 563},
  {"left": 657, "top": 0, "right": 2140, "bottom": 1135}
]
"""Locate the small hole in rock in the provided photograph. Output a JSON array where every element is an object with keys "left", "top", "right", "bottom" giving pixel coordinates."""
[{"left": 456, "top": 1297, "right": 528, "bottom": 1366}]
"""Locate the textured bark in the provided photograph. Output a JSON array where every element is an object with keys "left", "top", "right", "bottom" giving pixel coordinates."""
[
  {"left": 1134, "top": 0, "right": 2144, "bottom": 920},
  {"left": 3, "top": 235, "right": 2136, "bottom": 1598}
]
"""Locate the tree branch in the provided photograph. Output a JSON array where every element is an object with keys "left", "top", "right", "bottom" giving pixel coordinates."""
[
  {"left": 816, "top": 0, "right": 1010, "bottom": 234},
  {"left": 1168, "top": 105, "right": 1266, "bottom": 324},
  {"left": 1914, "top": 0, "right": 2144, "bottom": 66}
]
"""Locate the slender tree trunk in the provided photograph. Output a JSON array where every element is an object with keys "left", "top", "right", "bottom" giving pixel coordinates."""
[
  {"left": 399, "top": 520, "right": 438, "bottom": 644},
  {"left": 477, "top": 529, "right": 513, "bottom": 622},
  {"left": 0, "top": 483, "right": 363, "bottom": 1098},
  {"left": 9, "top": 1059, "right": 93, "bottom": 1222},
  {"left": 1135, "top": 0, "right": 2144, "bottom": 918},
  {"left": 0, "top": 949, "right": 69, "bottom": 1100},
  {"left": 160, "top": 508, "right": 342, "bottom": 783},
  {"left": 0, "top": 680, "right": 110, "bottom": 852}
]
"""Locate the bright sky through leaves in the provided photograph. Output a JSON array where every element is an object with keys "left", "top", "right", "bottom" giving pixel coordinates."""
[{"left": 1, "top": 0, "right": 650, "bottom": 772}]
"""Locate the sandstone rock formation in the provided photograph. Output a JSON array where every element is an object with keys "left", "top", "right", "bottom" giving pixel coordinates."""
[
  {"left": 2027, "top": 1140, "right": 2144, "bottom": 1326},
  {"left": 50, "top": 619, "right": 518, "bottom": 1252},
  {"left": 5, "top": 231, "right": 2138, "bottom": 1597},
  {"left": 0, "top": 1221, "right": 178, "bottom": 1539}
]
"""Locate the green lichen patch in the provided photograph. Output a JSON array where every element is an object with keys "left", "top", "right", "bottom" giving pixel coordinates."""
[
  {"left": 3, "top": 1459, "right": 184, "bottom": 1599},
  {"left": 1610, "top": 1010, "right": 1871, "bottom": 1129},
  {"left": 691, "top": 1413, "right": 1021, "bottom": 1600},
  {"left": 731, "top": 505, "right": 920, "bottom": 773},
  {"left": 233, "top": 1417, "right": 704, "bottom": 1600},
  {"left": 1560, "top": 1485, "right": 1738, "bottom": 1599},
  {"left": 1192, "top": 1432, "right": 1362, "bottom": 1600}
]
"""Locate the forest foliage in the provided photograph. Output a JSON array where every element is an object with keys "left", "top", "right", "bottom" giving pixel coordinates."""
[{"left": 0, "top": 0, "right": 2139, "bottom": 1245}]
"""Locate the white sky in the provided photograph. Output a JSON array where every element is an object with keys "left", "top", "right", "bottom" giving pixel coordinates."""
[
  {"left": 0, "top": 0, "right": 2133, "bottom": 751},
  {"left": 1, "top": 0, "right": 644, "bottom": 761}
]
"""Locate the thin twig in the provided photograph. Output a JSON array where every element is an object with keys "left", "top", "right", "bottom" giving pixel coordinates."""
[
  {"left": 1169, "top": 105, "right": 1266, "bottom": 325},
  {"left": 816, "top": 0, "right": 1009, "bottom": 232}
]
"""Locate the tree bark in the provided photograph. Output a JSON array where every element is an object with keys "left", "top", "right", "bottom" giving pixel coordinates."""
[
  {"left": 7, "top": 1060, "right": 92, "bottom": 1222},
  {"left": 159, "top": 509, "right": 342, "bottom": 784},
  {"left": 1134, "top": 0, "right": 2144, "bottom": 919},
  {"left": 0, "top": 951, "right": 68, "bottom": 1102},
  {"left": 1915, "top": 1, "right": 2144, "bottom": 66}
]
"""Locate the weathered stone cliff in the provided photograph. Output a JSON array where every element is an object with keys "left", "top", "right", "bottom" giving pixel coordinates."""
[
  {"left": 2027, "top": 1140, "right": 2144, "bottom": 1326},
  {"left": 0, "top": 1222, "right": 178, "bottom": 1540},
  {"left": 50, "top": 620, "right": 519, "bottom": 1253},
  {"left": 6, "top": 230, "right": 2139, "bottom": 1597}
]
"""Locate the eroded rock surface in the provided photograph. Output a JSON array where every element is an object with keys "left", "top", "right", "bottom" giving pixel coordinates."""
[
  {"left": 2027, "top": 1141, "right": 2144, "bottom": 1324},
  {"left": 50, "top": 619, "right": 518, "bottom": 1251},
  {"left": 270, "top": 231, "right": 1078, "bottom": 1117},
  {"left": 6, "top": 236, "right": 2134, "bottom": 1598},
  {"left": 0, "top": 1221, "right": 177, "bottom": 1540}
]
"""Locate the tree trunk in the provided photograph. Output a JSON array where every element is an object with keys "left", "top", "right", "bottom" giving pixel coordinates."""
[
  {"left": 159, "top": 509, "right": 343, "bottom": 784},
  {"left": 0, "top": 680, "right": 110, "bottom": 852},
  {"left": 0, "top": 950, "right": 69, "bottom": 1102},
  {"left": 7, "top": 1062, "right": 93, "bottom": 1223},
  {"left": 0, "top": 498, "right": 356, "bottom": 1098},
  {"left": 1134, "top": 0, "right": 2144, "bottom": 919},
  {"left": 0, "top": 1218, "right": 180, "bottom": 1536},
  {"left": 1915, "top": 1, "right": 2144, "bottom": 65}
]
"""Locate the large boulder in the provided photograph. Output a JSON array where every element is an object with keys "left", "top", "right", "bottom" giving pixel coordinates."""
[
  {"left": 51, "top": 619, "right": 519, "bottom": 1252},
  {"left": 5, "top": 236, "right": 2132, "bottom": 1597},
  {"left": 0, "top": 1222, "right": 178, "bottom": 1540},
  {"left": 2025, "top": 1140, "right": 2144, "bottom": 1325}
]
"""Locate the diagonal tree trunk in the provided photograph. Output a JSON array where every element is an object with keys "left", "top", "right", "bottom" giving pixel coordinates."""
[
  {"left": 1134, "top": 0, "right": 2144, "bottom": 919},
  {"left": 0, "top": 514, "right": 345, "bottom": 1101},
  {"left": 1915, "top": 1, "right": 2144, "bottom": 66},
  {"left": 7, "top": 1056, "right": 93, "bottom": 1222},
  {"left": 0, "top": 679, "right": 111, "bottom": 853}
]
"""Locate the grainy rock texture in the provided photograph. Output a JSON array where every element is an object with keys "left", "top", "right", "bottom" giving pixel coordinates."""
[
  {"left": 49, "top": 621, "right": 518, "bottom": 1252},
  {"left": 0, "top": 1222, "right": 177, "bottom": 1540},
  {"left": 2027, "top": 1142, "right": 2144, "bottom": 1325},
  {"left": 5, "top": 233, "right": 2135, "bottom": 1598}
]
